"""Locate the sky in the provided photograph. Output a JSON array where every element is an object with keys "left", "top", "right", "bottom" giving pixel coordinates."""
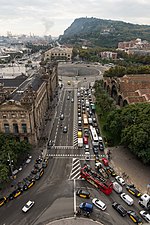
[{"left": 0, "top": 0, "right": 150, "bottom": 37}]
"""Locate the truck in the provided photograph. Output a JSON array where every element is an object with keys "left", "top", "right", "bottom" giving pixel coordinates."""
[
  {"left": 139, "top": 194, "right": 150, "bottom": 209},
  {"left": 78, "top": 138, "right": 83, "bottom": 148}
]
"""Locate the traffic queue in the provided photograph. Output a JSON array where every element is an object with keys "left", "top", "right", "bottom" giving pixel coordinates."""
[{"left": 76, "top": 87, "right": 150, "bottom": 224}]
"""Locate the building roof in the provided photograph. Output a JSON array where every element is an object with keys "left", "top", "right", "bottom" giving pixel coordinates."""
[{"left": 0, "top": 74, "right": 27, "bottom": 88}]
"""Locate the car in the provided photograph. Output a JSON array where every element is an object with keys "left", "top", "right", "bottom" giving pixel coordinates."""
[
  {"left": 47, "top": 140, "right": 53, "bottom": 147},
  {"left": 84, "top": 144, "right": 89, "bottom": 152},
  {"left": 60, "top": 114, "right": 64, "bottom": 120},
  {"left": 93, "top": 117, "right": 96, "bottom": 122},
  {"left": 83, "top": 136, "right": 88, "bottom": 144},
  {"left": 93, "top": 146, "right": 98, "bottom": 155},
  {"left": 26, "top": 158, "right": 31, "bottom": 164},
  {"left": 115, "top": 176, "right": 125, "bottom": 186},
  {"left": 67, "top": 96, "right": 70, "bottom": 100},
  {"left": 12, "top": 189, "right": 22, "bottom": 199},
  {"left": 79, "top": 202, "right": 93, "bottom": 213},
  {"left": 112, "top": 202, "right": 127, "bottom": 217},
  {"left": 127, "top": 210, "right": 142, "bottom": 224},
  {"left": 42, "top": 160, "right": 48, "bottom": 168},
  {"left": 102, "top": 157, "right": 109, "bottom": 166},
  {"left": 63, "top": 126, "right": 68, "bottom": 133},
  {"left": 76, "top": 189, "right": 90, "bottom": 199},
  {"left": 78, "top": 120, "right": 82, "bottom": 126},
  {"left": 35, "top": 168, "right": 44, "bottom": 180},
  {"left": 99, "top": 143, "right": 104, "bottom": 151},
  {"left": 31, "top": 167, "right": 39, "bottom": 174},
  {"left": 120, "top": 193, "right": 134, "bottom": 205},
  {"left": 22, "top": 200, "right": 35, "bottom": 213},
  {"left": 71, "top": 98, "right": 74, "bottom": 103},
  {"left": 140, "top": 210, "right": 150, "bottom": 223},
  {"left": 35, "top": 157, "right": 42, "bottom": 164},
  {"left": 126, "top": 184, "right": 141, "bottom": 197},
  {"left": 113, "top": 181, "right": 123, "bottom": 194},
  {"left": 78, "top": 116, "right": 82, "bottom": 121},
  {"left": 18, "top": 181, "right": 28, "bottom": 191},
  {"left": 78, "top": 112, "right": 81, "bottom": 117},
  {"left": 0, "top": 197, "right": 6, "bottom": 207},
  {"left": 105, "top": 166, "right": 116, "bottom": 177},
  {"left": 92, "top": 198, "right": 107, "bottom": 211},
  {"left": 23, "top": 179, "right": 35, "bottom": 189},
  {"left": 84, "top": 129, "right": 89, "bottom": 137},
  {"left": 93, "top": 122, "right": 98, "bottom": 127}
]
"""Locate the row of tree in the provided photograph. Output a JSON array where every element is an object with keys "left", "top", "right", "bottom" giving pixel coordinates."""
[
  {"left": 94, "top": 80, "right": 150, "bottom": 164},
  {"left": 0, "top": 134, "right": 32, "bottom": 183},
  {"left": 104, "top": 65, "right": 150, "bottom": 77}
]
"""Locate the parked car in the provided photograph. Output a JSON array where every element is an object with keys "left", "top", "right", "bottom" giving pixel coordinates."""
[
  {"left": 0, "top": 197, "right": 6, "bottom": 207},
  {"left": 140, "top": 210, "right": 150, "bottom": 223},
  {"left": 79, "top": 202, "right": 93, "bottom": 213},
  {"left": 127, "top": 210, "right": 142, "bottom": 224},
  {"left": 112, "top": 202, "right": 127, "bottom": 217},
  {"left": 22, "top": 200, "right": 35, "bottom": 213},
  {"left": 120, "top": 193, "right": 134, "bottom": 206},
  {"left": 92, "top": 198, "right": 106, "bottom": 211},
  {"left": 76, "top": 189, "right": 90, "bottom": 199},
  {"left": 126, "top": 184, "right": 141, "bottom": 197},
  {"left": 18, "top": 181, "right": 28, "bottom": 191},
  {"left": 115, "top": 176, "right": 125, "bottom": 186}
]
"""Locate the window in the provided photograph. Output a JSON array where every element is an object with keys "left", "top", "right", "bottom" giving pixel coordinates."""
[
  {"left": 22, "top": 124, "right": 27, "bottom": 133},
  {"left": 4, "top": 124, "right": 10, "bottom": 133},
  {"left": 24, "top": 137, "right": 28, "bottom": 142},
  {"left": 13, "top": 123, "right": 19, "bottom": 134}
]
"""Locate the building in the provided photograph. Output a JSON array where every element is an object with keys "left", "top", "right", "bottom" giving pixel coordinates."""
[
  {"left": 117, "top": 38, "right": 150, "bottom": 55},
  {"left": 0, "top": 62, "right": 58, "bottom": 145},
  {"left": 44, "top": 46, "right": 73, "bottom": 61},
  {"left": 100, "top": 51, "right": 117, "bottom": 60},
  {"left": 104, "top": 74, "right": 150, "bottom": 106}
]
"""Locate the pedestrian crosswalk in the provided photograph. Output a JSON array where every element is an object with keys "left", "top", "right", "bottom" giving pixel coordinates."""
[
  {"left": 52, "top": 146, "right": 78, "bottom": 150},
  {"left": 48, "top": 153, "right": 105, "bottom": 158},
  {"left": 69, "top": 158, "right": 81, "bottom": 180}
]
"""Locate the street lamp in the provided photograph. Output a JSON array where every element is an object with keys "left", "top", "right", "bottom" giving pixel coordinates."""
[{"left": 7, "top": 153, "right": 14, "bottom": 179}]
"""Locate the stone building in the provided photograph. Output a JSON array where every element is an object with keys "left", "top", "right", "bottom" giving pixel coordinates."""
[
  {"left": 0, "top": 62, "right": 58, "bottom": 145},
  {"left": 104, "top": 74, "right": 150, "bottom": 106},
  {"left": 44, "top": 46, "right": 73, "bottom": 61}
]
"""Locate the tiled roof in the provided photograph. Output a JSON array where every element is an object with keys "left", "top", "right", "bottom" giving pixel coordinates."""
[{"left": 0, "top": 74, "right": 27, "bottom": 87}]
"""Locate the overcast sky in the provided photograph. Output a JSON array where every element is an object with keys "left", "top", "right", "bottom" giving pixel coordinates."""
[{"left": 0, "top": 0, "right": 150, "bottom": 37}]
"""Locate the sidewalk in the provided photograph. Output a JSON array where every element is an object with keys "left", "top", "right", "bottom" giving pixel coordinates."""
[
  {"left": 105, "top": 146, "right": 150, "bottom": 194},
  {"left": 0, "top": 87, "right": 62, "bottom": 197}
]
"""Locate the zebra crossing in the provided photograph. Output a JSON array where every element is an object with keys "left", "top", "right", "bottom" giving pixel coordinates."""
[
  {"left": 69, "top": 158, "right": 81, "bottom": 180},
  {"left": 48, "top": 153, "right": 105, "bottom": 158},
  {"left": 52, "top": 146, "right": 78, "bottom": 150}
]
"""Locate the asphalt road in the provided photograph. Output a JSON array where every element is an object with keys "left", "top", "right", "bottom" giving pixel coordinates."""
[{"left": 0, "top": 64, "right": 145, "bottom": 225}]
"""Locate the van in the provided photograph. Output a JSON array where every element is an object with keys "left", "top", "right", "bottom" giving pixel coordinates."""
[
  {"left": 113, "top": 181, "right": 123, "bottom": 194},
  {"left": 120, "top": 193, "right": 134, "bottom": 206}
]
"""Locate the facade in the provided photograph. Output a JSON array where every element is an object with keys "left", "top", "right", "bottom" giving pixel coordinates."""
[
  {"left": 0, "top": 62, "right": 58, "bottom": 145},
  {"left": 117, "top": 38, "right": 150, "bottom": 55},
  {"left": 44, "top": 46, "right": 73, "bottom": 61},
  {"left": 104, "top": 74, "right": 150, "bottom": 106},
  {"left": 100, "top": 51, "right": 117, "bottom": 60}
]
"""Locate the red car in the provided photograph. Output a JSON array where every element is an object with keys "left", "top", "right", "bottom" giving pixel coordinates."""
[
  {"left": 102, "top": 157, "right": 109, "bottom": 166},
  {"left": 83, "top": 136, "right": 88, "bottom": 144}
]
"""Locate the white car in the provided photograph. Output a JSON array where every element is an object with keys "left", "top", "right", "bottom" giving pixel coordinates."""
[
  {"left": 140, "top": 210, "right": 150, "bottom": 223},
  {"left": 92, "top": 198, "right": 107, "bottom": 211},
  {"left": 120, "top": 193, "right": 134, "bottom": 206},
  {"left": 115, "top": 176, "right": 125, "bottom": 186},
  {"left": 22, "top": 200, "right": 35, "bottom": 213}
]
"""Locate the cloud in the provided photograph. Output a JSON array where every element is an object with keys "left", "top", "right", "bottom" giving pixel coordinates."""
[{"left": 0, "top": 0, "right": 149, "bottom": 36}]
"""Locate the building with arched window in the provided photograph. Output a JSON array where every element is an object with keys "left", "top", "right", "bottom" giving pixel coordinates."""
[{"left": 0, "top": 62, "right": 58, "bottom": 145}]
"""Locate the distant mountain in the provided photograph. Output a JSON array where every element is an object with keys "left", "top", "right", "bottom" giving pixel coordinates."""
[{"left": 59, "top": 17, "right": 150, "bottom": 48}]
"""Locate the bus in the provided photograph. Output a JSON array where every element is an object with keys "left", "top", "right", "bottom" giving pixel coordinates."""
[
  {"left": 90, "top": 125, "right": 99, "bottom": 146},
  {"left": 83, "top": 113, "right": 88, "bottom": 129},
  {"left": 81, "top": 165, "right": 113, "bottom": 195}
]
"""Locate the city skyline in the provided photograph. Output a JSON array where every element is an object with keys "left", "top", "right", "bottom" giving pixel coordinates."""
[{"left": 0, "top": 0, "right": 150, "bottom": 37}]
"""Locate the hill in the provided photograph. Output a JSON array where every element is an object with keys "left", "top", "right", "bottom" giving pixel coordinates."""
[{"left": 59, "top": 17, "right": 150, "bottom": 48}]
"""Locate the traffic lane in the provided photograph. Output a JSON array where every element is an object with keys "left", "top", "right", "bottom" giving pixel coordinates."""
[
  {"left": 0, "top": 157, "right": 74, "bottom": 225},
  {"left": 75, "top": 180, "right": 138, "bottom": 225}
]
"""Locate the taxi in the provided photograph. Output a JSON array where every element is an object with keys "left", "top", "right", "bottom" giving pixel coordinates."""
[
  {"left": 76, "top": 189, "right": 90, "bottom": 199},
  {"left": 12, "top": 189, "right": 22, "bottom": 198},
  {"left": 126, "top": 184, "right": 141, "bottom": 197},
  {"left": 127, "top": 210, "right": 142, "bottom": 224},
  {"left": 78, "top": 131, "right": 82, "bottom": 138},
  {"left": 0, "top": 197, "right": 6, "bottom": 207}
]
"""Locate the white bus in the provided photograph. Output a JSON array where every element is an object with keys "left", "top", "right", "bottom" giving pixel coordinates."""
[{"left": 90, "top": 125, "right": 99, "bottom": 146}]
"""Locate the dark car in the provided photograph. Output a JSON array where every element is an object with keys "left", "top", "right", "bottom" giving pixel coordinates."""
[
  {"left": 112, "top": 202, "right": 127, "bottom": 217},
  {"left": 42, "top": 161, "right": 48, "bottom": 168},
  {"left": 76, "top": 189, "right": 90, "bottom": 199},
  {"left": 18, "top": 181, "right": 28, "bottom": 191},
  {"left": 31, "top": 167, "right": 40, "bottom": 174},
  {"left": 99, "top": 143, "right": 104, "bottom": 151},
  {"left": 105, "top": 166, "right": 116, "bottom": 177},
  {"left": 93, "top": 146, "right": 98, "bottom": 155},
  {"left": 127, "top": 210, "right": 142, "bottom": 224},
  {"left": 35, "top": 157, "right": 42, "bottom": 164},
  {"left": 63, "top": 126, "right": 68, "bottom": 133},
  {"left": 126, "top": 184, "right": 141, "bottom": 197}
]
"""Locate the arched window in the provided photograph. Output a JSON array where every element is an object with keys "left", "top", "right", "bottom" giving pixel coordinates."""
[
  {"left": 22, "top": 124, "right": 27, "bottom": 133},
  {"left": 13, "top": 123, "right": 19, "bottom": 133},
  {"left": 4, "top": 123, "right": 10, "bottom": 133}
]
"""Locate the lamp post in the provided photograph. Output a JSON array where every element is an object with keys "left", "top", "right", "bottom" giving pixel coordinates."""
[{"left": 7, "top": 153, "right": 14, "bottom": 179}]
